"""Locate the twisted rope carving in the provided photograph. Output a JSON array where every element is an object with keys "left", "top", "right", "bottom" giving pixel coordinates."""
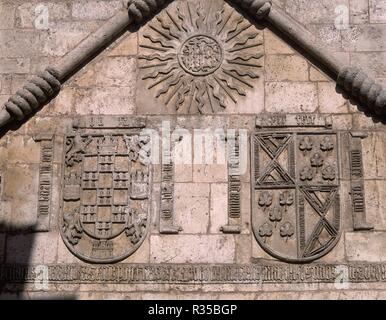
[
  {"left": 3, "top": 68, "right": 61, "bottom": 121},
  {"left": 337, "top": 67, "right": 386, "bottom": 116},
  {"left": 124, "top": 0, "right": 167, "bottom": 23},
  {"left": 231, "top": 0, "right": 272, "bottom": 19}
]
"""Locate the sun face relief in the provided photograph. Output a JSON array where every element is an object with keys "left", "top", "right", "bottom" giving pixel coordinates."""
[
  {"left": 178, "top": 35, "right": 223, "bottom": 76},
  {"left": 139, "top": 0, "right": 264, "bottom": 113}
]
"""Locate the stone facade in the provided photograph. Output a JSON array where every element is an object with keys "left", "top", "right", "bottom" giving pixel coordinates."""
[{"left": 0, "top": 0, "right": 385, "bottom": 300}]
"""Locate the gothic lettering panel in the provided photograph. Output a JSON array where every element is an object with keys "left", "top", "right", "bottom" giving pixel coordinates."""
[
  {"left": 34, "top": 134, "right": 55, "bottom": 232},
  {"left": 349, "top": 132, "right": 373, "bottom": 231},
  {"left": 60, "top": 120, "right": 151, "bottom": 264},
  {"left": 252, "top": 131, "right": 342, "bottom": 263}
]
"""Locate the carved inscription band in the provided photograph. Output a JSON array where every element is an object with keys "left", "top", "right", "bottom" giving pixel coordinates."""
[{"left": 2, "top": 263, "right": 386, "bottom": 284}]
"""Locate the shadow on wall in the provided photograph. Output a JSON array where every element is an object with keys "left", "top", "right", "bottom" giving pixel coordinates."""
[
  {"left": 0, "top": 223, "right": 76, "bottom": 300},
  {"left": 0, "top": 222, "right": 36, "bottom": 298}
]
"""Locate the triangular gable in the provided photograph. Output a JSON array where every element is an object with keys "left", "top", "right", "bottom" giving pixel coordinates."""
[{"left": 0, "top": 0, "right": 385, "bottom": 131}]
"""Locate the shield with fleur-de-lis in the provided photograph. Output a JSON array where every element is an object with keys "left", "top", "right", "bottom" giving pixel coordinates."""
[{"left": 252, "top": 131, "right": 341, "bottom": 263}]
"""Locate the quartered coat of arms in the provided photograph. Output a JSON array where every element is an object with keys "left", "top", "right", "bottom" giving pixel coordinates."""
[
  {"left": 60, "top": 118, "right": 151, "bottom": 263},
  {"left": 252, "top": 130, "right": 341, "bottom": 263}
]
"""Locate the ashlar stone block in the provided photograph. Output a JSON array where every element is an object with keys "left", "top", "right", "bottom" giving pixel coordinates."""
[
  {"left": 150, "top": 235, "right": 235, "bottom": 263},
  {"left": 346, "top": 232, "right": 386, "bottom": 262},
  {"left": 265, "top": 82, "right": 318, "bottom": 113},
  {"left": 370, "top": 0, "right": 386, "bottom": 23}
]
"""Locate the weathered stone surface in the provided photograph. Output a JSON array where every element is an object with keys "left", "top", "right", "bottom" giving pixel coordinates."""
[
  {"left": 0, "top": 233, "right": 5, "bottom": 263},
  {"left": 193, "top": 164, "right": 228, "bottom": 183},
  {"left": 240, "top": 183, "right": 251, "bottom": 234},
  {"left": 309, "top": 66, "right": 329, "bottom": 82},
  {"left": 73, "top": 57, "right": 137, "bottom": 87},
  {"left": 318, "top": 82, "right": 349, "bottom": 113},
  {"left": 46, "top": 87, "right": 75, "bottom": 115},
  {"left": 0, "top": 58, "right": 30, "bottom": 74},
  {"left": 331, "top": 114, "right": 352, "bottom": 130},
  {"left": 264, "top": 30, "right": 294, "bottom": 54},
  {"left": 342, "top": 25, "right": 386, "bottom": 51},
  {"left": 2, "top": 164, "right": 39, "bottom": 229},
  {"left": 370, "top": 0, "right": 386, "bottom": 23},
  {"left": 74, "top": 87, "right": 136, "bottom": 115},
  {"left": 26, "top": 117, "right": 73, "bottom": 136},
  {"left": 209, "top": 183, "right": 228, "bottom": 234},
  {"left": 364, "top": 180, "right": 386, "bottom": 231},
  {"left": 10, "top": 74, "right": 29, "bottom": 95},
  {"left": 107, "top": 33, "right": 138, "bottom": 57},
  {"left": 150, "top": 235, "right": 235, "bottom": 263},
  {"left": 352, "top": 113, "right": 386, "bottom": 130},
  {"left": 57, "top": 236, "right": 80, "bottom": 264},
  {"left": 362, "top": 132, "right": 386, "bottom": 179},
  {"left": 72, "top": 0, "right": 122, "bottom": 21},
  {"left": 16, "top": 2, "right": 72, "bottom": 29},
  {"left": 0, "top": 94, "right": 10, "bottom": 107},
  {"left": 174, "top": 183, "right": 210, "bottom": 234},
  {"left": 0, "top": 30, "right": 41, "bottom": 58},
  {"left": 351, "top": 52, "right": 386, "bottom": 78},
  {"left": 235, "top": 235, "right": 252, "bottom": 264},
  {"left": 265, "top": 82, "right": 318, "bottom": 113},
  {"left": 6, "top": 232, "right": 57, "bottom": 264},
  {"left": 346, "top": 232, "right": 386, "bottom": 262},
  {"left": 230, "top": 79, "right": 265, "bottom": 115},
  {"left": 317, "top": 235, "right": 346, "bottom": 264},
  {"left": 307, "top": 25, "right": 342, "bottom": 51},
  {"left": 251, "top": 238, "right": 276, "bottom": 261},
  {"left": 174, "top": 165, "right": 193, "bottom": 183},
  {"left": 285, "top": 0, "right": 349, "bottom": 25},
  {"left": 350, "top": 0, "right": 369, "bottom": 24},
  {"left": 0, "top": 75, "right": 12, "bottom": 94},
  {"left": 0, "top": 4, "right": 15, "bottom": 29},
  {"left": 265, "top": 55, "right": 309, "bottom": 81},
  {"left": 42, "top": 21, "right": 100, "bottom": 57},
  {"left": 6, "top": 136, "right": 40, "bottom": 164},
  {"left": 0, "top": 200, "right": 12, "bottom": 231},
  {"left": 121, "top": 237, "right": 151, "bottom": 264}
]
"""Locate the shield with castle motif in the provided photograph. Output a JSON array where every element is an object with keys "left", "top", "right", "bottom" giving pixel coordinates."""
[
  {"left": 252, "top": 131, "right": 342, "bottom": 262},
  {"left": 60, "top": 124, "right": 151, "bottom": 263}
]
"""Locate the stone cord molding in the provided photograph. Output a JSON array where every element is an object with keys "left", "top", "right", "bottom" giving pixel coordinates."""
[
  {"left": 0, "top": 0, "right": 385, "bottom": 129},
  {"left": 125, "top": 0, "right": 169, "bottom": 23},
  {"left": 338, "top": 68, "right": 386, "bottom": 116},
  {"left": 232, "top": 0, "right": 272, "bottom": 20},
  {"left": 3, "top": 68, "right": 61, "bottom": 123}
]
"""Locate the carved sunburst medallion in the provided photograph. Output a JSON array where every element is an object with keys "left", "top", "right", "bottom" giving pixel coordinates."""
[{"left": 139, "top": 0, "right": 264, "bottom": 114}]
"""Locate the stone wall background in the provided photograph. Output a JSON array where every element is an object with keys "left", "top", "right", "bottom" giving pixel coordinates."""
[{"left": 0, "top": 0, "right": 385, "bottom": 299}]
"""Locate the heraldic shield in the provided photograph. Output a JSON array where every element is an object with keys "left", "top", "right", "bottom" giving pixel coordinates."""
[
  {"left": 252, "top": 131, "right": 342, "bottom": 263},
  {"left": 60, "top": 118, "right": 151, "bottom": 264}
]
